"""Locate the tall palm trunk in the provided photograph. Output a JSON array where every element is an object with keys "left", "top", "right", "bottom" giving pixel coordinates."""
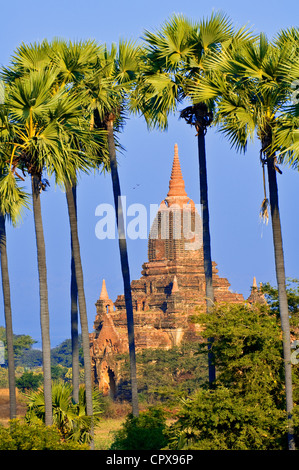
[
  {"left": 69, "top": 182, "right": 79, "bottom": 404},
  {"left": 31, "top": 173, "right": 52, "bottom": 426},
  {"left": 106, "top": 117, "right": 139, "bottom": 417},
  {"left": 65, "top": 181, "right": 94, "bottom": 447},
  {"left": 266, "top": 154, "right": 295, "bottom": 450},
  {"left": 181, "top": 104, "right": 216, "bottom": 385},
  {"left": 0, "top": 214, "right": 17, "bottom": 420},
  {"left": 197, "top": 127, "right": 216, "bottom": 385}
]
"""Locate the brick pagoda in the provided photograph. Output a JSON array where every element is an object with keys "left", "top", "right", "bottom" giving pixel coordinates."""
[{"left": 89, "top": 144, "right": 265, "bottom": 396}]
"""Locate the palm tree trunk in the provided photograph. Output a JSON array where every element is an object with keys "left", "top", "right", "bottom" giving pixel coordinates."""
[
  {"left": 266, "top": 155, "right": 295, "bottom": 450},
  {"left": 0, "top": 214, "right": 17, "bottom": 420},
  {"left": 197, "top": 129, "right": 216, "bottom": 386},
  {"left": 65, "top": 181, "right": 94, "bottom": 447},
  {"left": 106, "top": 118, "right": 139, "bottom": 417},
  {"left": 31, "top": 174, "right": 52, "bottom": 426},
  {"left": 69, "top": 183, "right": 79, "bottom": 404}
]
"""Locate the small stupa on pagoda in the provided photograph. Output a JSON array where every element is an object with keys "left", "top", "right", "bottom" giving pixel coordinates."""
[{"left": 89, "top": 144, "right": 265, "bottom": 396}]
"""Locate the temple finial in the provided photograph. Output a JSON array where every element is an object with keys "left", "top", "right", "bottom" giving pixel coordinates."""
[
  {"left": 166, "top": 144, "right": 188, "bottom": 203},
  {"left": 99, "top": 279, "right": 109, "bottom": 300}
]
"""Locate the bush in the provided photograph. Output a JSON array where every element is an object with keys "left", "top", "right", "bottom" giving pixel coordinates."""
[
  {"left": 15, "top": 371, "right": 43, "bottom": 392},
  {"left": 166, "top": 387, "right": 287, "bottom": 450},
  {"left": 110, "top": 407, "right": 169, "bottom": 450},
  {"left": 166, "top": 302, "right": 297, "bottom": 450},
  {"left": 117, "top": 342, "right": 208, "bottom": 404},
  {"left": 0, "top": 367, "right": 8, "bottom": 388},
  {"left": 0, "top": 420, "right": 89, "bottom": 450},
  {"left": 25, "top": 382, "right": 104, "bottom": 444}
]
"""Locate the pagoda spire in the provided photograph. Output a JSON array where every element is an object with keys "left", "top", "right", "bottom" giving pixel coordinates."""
[
  {"left": 99, "top": 279, "right": 109, "bottom": 301},
  {"left": 247, "top": 276, "right": 267, "bottom": 305},
  {"left": 166, "top": 144, "right": 189, "bottom": 206}
]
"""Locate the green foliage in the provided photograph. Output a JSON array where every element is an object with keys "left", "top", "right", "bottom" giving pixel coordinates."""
[
  {"left": 110, "top": 407, "right": 168, "bottom": 450},
  {"left": 118, "top": 342, "right": 208, "bottom": 404},
  {"left": 0, "top": 327, "right": 85, "bottom": 370},
  {"left": 167, "top": 387, "right": 287, "bottom": 450},
  {"left": 0, "top": 327, "right": 37, "bottom": 366},
  {"left": 0, "top": 367, "right": 8, "bottom": 387},
  {"left": 25, "top": 382, "right": 104, "bottom": 444},
  {"left": 261, "top": 279, "right": 299, "bottom": 406},
  {"left": 0, "top": 420, "right": 89, "bottom": 450},
  {"left": 197, "top": 303, "right": 285, "bottom": 398},
  {"left": 261, "top": 278, "right": 299, "bottom": 330},
  {"left": 189, "top": 31, "right": 299, "bottom": 167},
  {"left": 15, "top": 348, "right": 43, "bottom": 368},
  {"left": 167, "top": 302, "right": 298, "bottom": 450},
  {"left": 51, "top": 336, "right": 84, "bottom": 368},
  {"left": 15, "top": 370, "right": 43, "bottom": 392},
  {"left": 0, "top": 172, "right": 30, "bottom": 226},
  {"left": 50, "top": 364, "right": 68, "bottom": 381}
]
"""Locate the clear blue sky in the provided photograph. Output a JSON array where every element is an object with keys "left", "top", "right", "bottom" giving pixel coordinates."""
[{"left": 0, "top": 0, "right": 298, "bottom": 348}]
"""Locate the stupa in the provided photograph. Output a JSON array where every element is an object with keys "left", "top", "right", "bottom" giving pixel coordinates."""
[{"left": 89, "top": 144, "right": 265, "bottom": 396}]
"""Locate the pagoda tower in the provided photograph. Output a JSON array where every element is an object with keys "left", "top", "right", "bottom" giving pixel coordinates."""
[
  {"left": 89, "top": 144, "right": 263, "bottom": 395},
  {"left": 114, "top": 143, "right": 244, "bottom": 316}
]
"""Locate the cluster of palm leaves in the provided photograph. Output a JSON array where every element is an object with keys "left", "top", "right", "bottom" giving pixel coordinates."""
[
  {"left": 24, "top": 381, "right": 103, "bottom": 444},
  {"left": 0, "top": 12, "right": 298, "bottom": 450}
]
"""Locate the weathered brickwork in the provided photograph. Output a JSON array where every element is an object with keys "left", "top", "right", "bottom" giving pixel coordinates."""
[{"left": 89, "top": 144, "right": 266, "bottom": 396}]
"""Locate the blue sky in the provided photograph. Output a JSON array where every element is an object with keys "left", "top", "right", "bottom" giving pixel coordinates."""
[{"left": 0, "top": 0, "right": 298, "bottom": 348}]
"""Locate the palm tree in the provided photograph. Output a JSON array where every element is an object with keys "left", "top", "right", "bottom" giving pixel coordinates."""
[
  {"left": 62, "top": 133, "right": 107, "bottom": 447},
  {"left": 141, "top": 12, "right": 252, "bottom": 385},
  {"left": 1, "top": 66, "right": 93, "bottom": 427},
  {"left": 0, "top": 99, "right": 30, "bottom": 420},
  {"left": 190, "top": 32, "right": 299, "bottom": 450},
  {"left": 48, "top": 38, "right": 105, "bottom": 406},
  {"left": 84, "top": 41, "right": 142, "bottom": 417},
  {"left": 2, "top": 42, "right": 107, "bottom": 440},
  {"left": 0, "top": 213, "right": 17, "bottom": 419},
  {"left": 25, "top": 381, "right": 103, "bottom": 444},
  {"left": 59, "top": 116, "right": 107, "bottom": 447},
  {"left": 69, "top": 182, "right": 79, "bottom": 403},
  {"left": 0, "top": 174, "right": 29, "bottom": 420}
]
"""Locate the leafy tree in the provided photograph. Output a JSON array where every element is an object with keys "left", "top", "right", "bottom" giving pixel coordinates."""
[
  {"left": 167, "top": 386, "right": 287, "bottom": 450},
  {"left": 0, "top": 420, "right": 89, "bottom": 450},
  {"left": 51, "top": 336, "right": 84, "bottom": 368},
  {"left": 118, "top": 342, "right": 208, "bottom": 404},
  {"left": 15, "top": 370, "right": 43, "bottom": 392},
  {"left": 262, "top": 278, "right": 299, "bottom": 406},
  {"left": 0, "top": 328, "right": 41, "bottom": 368},
  {"left": 167, "top": 302, "right": 298, "bottom": 450},
  {"left": 110, "top": 407, "right": 168, "bottom": 450},
  {"left": 0, "top": 327, "right": 36, "bottom": 363},
  {"left": 262, "top": 278, "right": 299, "bottom": 328},
  {"left": 15, "top": 348, "right": 42, "bottom": 368},
  {"left": 50, "top": 364, "right": 68, "bottom": 381}
]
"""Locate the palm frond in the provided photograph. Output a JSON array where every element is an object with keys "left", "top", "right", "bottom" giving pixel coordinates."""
[{"left": 0, "top": 172, "right": 30, "bottom": 226}]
